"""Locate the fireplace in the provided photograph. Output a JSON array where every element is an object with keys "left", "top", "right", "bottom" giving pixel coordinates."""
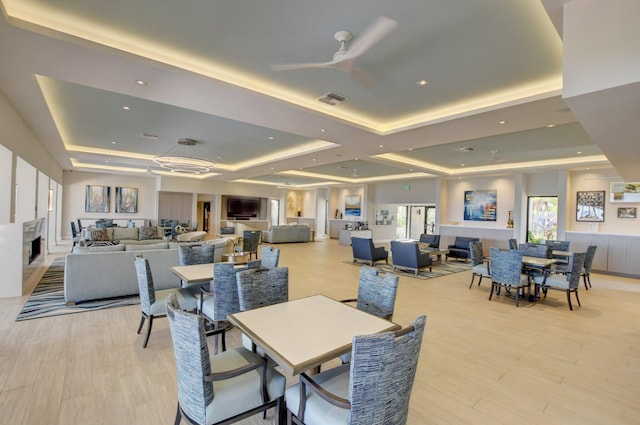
[{"left": 28, "top": 236, "right": 42, "bottom": 265}]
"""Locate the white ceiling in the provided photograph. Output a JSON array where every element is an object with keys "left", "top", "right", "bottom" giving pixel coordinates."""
[{"left": 0, "top": 0, "right": 628, "bottom": 187}]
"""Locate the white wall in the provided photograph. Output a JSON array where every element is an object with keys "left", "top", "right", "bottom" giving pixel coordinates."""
[
  {"left": 444, "top": 176, "right": 515, "bottom": 228},
  {"left": 15, "top": 156, "right": 37, "bottom": 223},
  {"left": 0, "top": 144, "right": 12, "bottom": 224},
  {"left": 62, "top": 171, "right": 158, "bottom": 238}
]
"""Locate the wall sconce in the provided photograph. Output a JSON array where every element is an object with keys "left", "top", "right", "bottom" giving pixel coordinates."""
[{"left": 48, "top": 189, "right": 54, "bottom": 212}]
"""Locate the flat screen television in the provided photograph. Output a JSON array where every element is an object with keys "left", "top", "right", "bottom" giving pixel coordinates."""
[{"left": 227, "top": 197, "right": 259, "bottom": 219}]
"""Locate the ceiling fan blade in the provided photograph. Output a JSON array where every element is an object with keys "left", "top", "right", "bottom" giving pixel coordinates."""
[
  {"left": 340, "top": 16, "right": 397, "bottom": 61},
  {"left": 348, "top": 65, "right": 373, "bottom": 89},
  {"left": 270, "top": 61, "right": 337, "bottom": 71}
]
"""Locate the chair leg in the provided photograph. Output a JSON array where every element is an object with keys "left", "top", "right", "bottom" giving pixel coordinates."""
[
  {"left": 477, "top": 275, "right": 483, "bottom": 286},
  {"left": 574, "top": 289, "right": 581, "bottom": 307},
  {"left": 174, "top": 404, "right": 182, "bottom": 425},
  {"left": 515, "top": 286, "right": 519, "bottom": 307},
  {"left": 142, "top": 315, "right": 154, "bottom": 348},
  {"left": 566, "top": 291, "right": 573, "bottom": 311},
  {"left": 136, "top": 315, "right": 146, "bottom": 334},
  {"left": 469, "top": 273, "right": 475, "bottom": 289},
  {"left": 583, "top": 274, "right": 589, "bottom": 290},
  {"left": 489, "top": 282, "right": 495, "bottom": 300},
  {"left": 587, "top": 274, "right": 592, "bottom": 288}
]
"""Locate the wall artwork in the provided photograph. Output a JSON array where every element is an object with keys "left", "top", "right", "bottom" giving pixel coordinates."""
[
  {"left": 374, "top": 209, "right": 393, "bottom": 225},
  {"left": 115, "top": 187, "right": 138, "bottom": 213},
  {"left": 344, "top": 195, "right": 361, "bottom": 217},
  {"left": 610, "top": 182, "right": 640, "bottom": 202},
  {"left": 85, "top": 185, "right": 110, "bottom": 213},
  {"left": 576, "top": 190, "right": 605, "bottom": 222},
  {"left": 617, "top": 207, "right": 637, "bottom": 218},
  {"left": 463, "top": 190, "right": 497, "bottom": 221}
]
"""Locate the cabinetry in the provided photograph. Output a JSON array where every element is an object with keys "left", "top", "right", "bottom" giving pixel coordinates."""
[
  {"left": 565, "top": 231, "right": 640, "bottom": 277},
  {"left": 338, "top": 229, "right": 373, "bottom": 246}
]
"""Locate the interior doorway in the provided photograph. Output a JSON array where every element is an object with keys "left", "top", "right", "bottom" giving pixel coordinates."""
[{"left": 395, "top": 205, "right": 436, "bottom": 239}]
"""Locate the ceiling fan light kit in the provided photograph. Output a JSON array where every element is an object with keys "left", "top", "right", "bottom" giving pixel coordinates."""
[{"left": 152, "top": 138, "right": 216, "bottom": 174}]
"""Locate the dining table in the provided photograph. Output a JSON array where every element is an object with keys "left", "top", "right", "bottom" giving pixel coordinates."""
[
  {"left": 170, "top": 263, "right": 214, "bottom": 284},
  {"left": 227, "top": 294, "right": 401, "bottom": 375}
]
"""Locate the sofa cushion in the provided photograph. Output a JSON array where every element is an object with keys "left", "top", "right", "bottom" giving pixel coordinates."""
[
  {"left": 86, "top": 228, "right": 110, "bottom": 241},
  {"left": 72, "top": 244, "right": 125, "bottom": 253},
  {"left": 138, "top": 226, "right": 158, "bottom": 240},
  {"left": 125, "top": 242, "right": 169, "bottom": 251},
  {"left": 112, "top": 226, "right": 139, "bottom": 241}
]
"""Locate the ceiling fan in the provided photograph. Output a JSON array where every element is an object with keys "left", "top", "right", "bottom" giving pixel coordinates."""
[{"left": 270, "top": 16, "right": 398, "bottom": 88}]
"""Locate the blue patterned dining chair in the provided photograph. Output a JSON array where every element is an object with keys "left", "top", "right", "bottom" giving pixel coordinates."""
[
  {"left": 339, "top": 266, "right": 398, "bottom": 365},
  {"left": 488, "top": 247, "right": 530, "bottom": 307},
  {"left": 259, "top": 245, "right": 281, "bottom": 268},
  {"left": 166, "top": 293, "right": 286, "bottom": 425},
  {"left": 285, "top": 315, "right": 426, "bottom": 425},
  {"left": 133, "top": 256, "right": 198, "bottom": 348},
  {"left": 533, "top": 252, "right": 586, "bottom": 310},
  {"left": 178, "top": 244, "right": 215, "bottom": 293},
  {"left": 581, "top": 245, "right": 597, "bottom": 290},
  {"left": 242, "top": 230, "right": 261, "bottom": 260},
  {"left": 469, "top": 241, "right": 491, "bottom": 288}
]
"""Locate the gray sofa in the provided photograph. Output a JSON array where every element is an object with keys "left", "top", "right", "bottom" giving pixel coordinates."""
[
  {"left": 64, "top": 238, "right": 232, "bottom": 304},
  {"left": 261, "top": 225, "right": 310, "bottom": 243},
  {"left": 81, "top": 225, "right": 166, "bottom": 245}
]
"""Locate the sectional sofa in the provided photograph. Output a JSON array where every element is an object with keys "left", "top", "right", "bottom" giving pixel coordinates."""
[
  {"left": 64, "top": 238, "right": 232, "bottom": 304},
  {"left": 261, "top": 225, "right": 311, "bottom": 243},
  {"left": 81, "top": 225, "right": 166, "bottom": 245}
]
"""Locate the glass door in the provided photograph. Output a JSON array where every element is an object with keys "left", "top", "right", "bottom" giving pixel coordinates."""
[
  {"left": 526, "top": 196, "right": 558, "bottom": 243},
  {"left": 395, "top": 206, "right": 408, "bottom": 239}
]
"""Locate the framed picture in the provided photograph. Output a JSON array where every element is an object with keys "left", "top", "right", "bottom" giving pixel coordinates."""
[
  {"left": 374, "top": 209, "right": 393, "bottom": 225},
  {"left": 610, "top": 182, "right": 640, "bottom": 202},
  {"left": 617, "top": 207, "right": 636, "bottom": 218},
  {"left": 576, "top": 191, "right": 605, "bottom": 222},
  {"left": 85, "top": 185, "right": 110, "bottom": 213},
  {"left": 115, "top": 187, "right": 138, "bottom": 213},
  {"left": 345, "top": 195, "right": 361, "bottom": 217},
  {"left": 463, "top": 190, "right": 497, "bottom": 221}
]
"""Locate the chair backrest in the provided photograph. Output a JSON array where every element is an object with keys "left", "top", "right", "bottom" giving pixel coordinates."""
[
  {"left": 583, "top": 245, "right": 597, "bottom": 273},
  {"left": 564, "top": 252, "right": 586, "bottom": 289},
  {"left": 518, "top": 243, "right": 551, "bottom": 258},
  {"left": 127, "top": 220, "right": 135, "bottom": 228},
  {"left": 170, "top": 221, "right": 179, "bottom": 238},
  {"left": 76, "top": 219, "right": 83, "bottom": 231},
  {"left": 508, "top": 238, "right": 518, "bottom": 250},
  {"left": 134, "top": 256, "right": 156, "bottom": 315},
  {"left": 489, "top": 247, "right": 525, "bottom": 285},
  {"left": 242, "top": 230, "right": 260, "bottom": 253},
  {"left": 356, "top": 266, "right": 398, "bottom": 320},
  {"left": 418, "top": 234, "right": 440, "bottom": 248},
  {"left": 469, "top": 241, "right": 485, "bottom": 266},
  {"left": 236, "top": 267, "right": 289, "bottom": 311},
  {"left": 348, "top": 315, "right": 426, "bottom": 425},
  {"left": 70, "top": 221, "right": 78, "bottom": 237},
  {"left": 351, "top": 237, "right": 374, "bottom": 257},
  {"left": 545, "top": 240, "right": 571, "bottom": 251},
  {"left": 166, "top": 293, "right": 212, "bottom": 425},
  {"left": 209, "top": 262, "right": 244, "bottom": 321},
  {"left": 260, "top": 245, "right": 280, "bottom": 268},
  {"left": 178, "top": 244, "right": 215, "bottom": 266}
]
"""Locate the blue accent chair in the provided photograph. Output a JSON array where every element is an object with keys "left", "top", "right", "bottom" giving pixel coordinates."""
[
  {"left": 351, "top": 237, "right": 388, "bottom": 266},
  {"left": 418, "top": 234, "right": 440, "bottom": 248},
  {"left": 390, "top": 240, "right": 432, "bottom": 275},
  {"left": 446, "top": 236, "right": 479, "bottom": 261}
]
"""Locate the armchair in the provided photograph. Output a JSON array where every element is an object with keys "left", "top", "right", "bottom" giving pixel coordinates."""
[
  {"left": 285, "top": 315, "right": 426, "bottom": 425},
  {"left": 390, "top": 240, "right": 432, "bottom": 275},
  {"left": 351, "top": 237, "right": 388, "bottom": 266},
  {"left": 418, "top": 234, "right": 440, "bottom": 248},
  {"left": 446, "top": 236, "right": 479, "bottom": 261}
]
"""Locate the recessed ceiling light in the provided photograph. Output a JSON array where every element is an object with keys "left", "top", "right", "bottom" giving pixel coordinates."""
[
  {"left": 408, "top": 148, "right": 413, "bottom": 151},
  {"left": 111, "top": 141, "right": 116, "bottom": 145},
  {"left": 270, "top": 167, "right": 274, "bottom": 170},
  {"left": 498, "top": 120, "right": 507, "bottom": 124},
  {"left": 416, "top": 80, "right": 429, "bottom": 86},
  {"left": 320, "top": 129, "right": 326, "bottom": 132},
  {"left": 546, "top": 124, "right": 556, "bottom": 128},
  {"left": 456, "top": 147, "right": 474, "bottom": 152},
  {"left": 216, "top": 156, "right": 222, "bottom": 160},
  {"left": 141, "top": 133, "right": 159, "bottom": 140},
  {"left": 460, "top": 163, "right": 465, "bottom": 167},
  {"left": 268, "top": 136, "right": 274, "bottom": 140},
  {"left": 577, "top": 151, "right": 583, "bottom": 154},
  {"left": 354, "top": 158, "right": 359, "bottom": 161},
  {"left": 122, "top": 106, "right": 130, "bottom": 110},
  {"left": 135, "top": 80, "right": 147, "bottom": 86},
  {"left": 379, "top": 145, "right": 384, "bottom": 148}
]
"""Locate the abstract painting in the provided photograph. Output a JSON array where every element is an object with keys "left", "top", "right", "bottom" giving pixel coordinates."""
[
  {"left": 85, "top": 185, "right": 110, "bottom": 213},
  {"left": 463, "top": 190, "right": 497, "bottom": 221},
  {"left": 115, "top": 187, "right": 138, "bottom": 213},
  {"left": 345, "top": 195, "right": 361, "bottom": 217}
]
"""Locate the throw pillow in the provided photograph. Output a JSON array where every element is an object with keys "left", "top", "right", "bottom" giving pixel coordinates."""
[
  {"left": 88, "top": 228, "right": 109, "bottom": 241},
  {"left": 84, "top": 240, "right": 120, "bottom": 247},
  {"left": 138, "top": 226, "right": 158, "bottom": 240}
]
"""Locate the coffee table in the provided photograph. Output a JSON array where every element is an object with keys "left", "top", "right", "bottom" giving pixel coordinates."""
[
  {"left": 221, "top": 252, "right": 249, "bottom": 264},
  {"left": 421, "top": 247, "right": 449, "bottom": 263}
]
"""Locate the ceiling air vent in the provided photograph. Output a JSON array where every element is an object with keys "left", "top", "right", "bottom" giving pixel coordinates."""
[{"left": 317, "top": 92, "right": 347, "bottom": 106}]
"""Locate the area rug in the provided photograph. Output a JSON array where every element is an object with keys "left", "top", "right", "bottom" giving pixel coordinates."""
[
  {"left": 15, "top": 258, "right": 139, "bottom": 321},
  {"left": 344, "top": 259, "right": 471, "bottom": 280}
]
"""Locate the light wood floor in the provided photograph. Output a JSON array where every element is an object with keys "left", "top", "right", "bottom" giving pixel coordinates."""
[{"left": 1, "top": 238, "right": 639, "bottom": 425}]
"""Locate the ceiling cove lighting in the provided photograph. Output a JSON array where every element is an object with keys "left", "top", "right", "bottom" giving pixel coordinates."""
[{"left": 153, "top": 138, "right": 215, "bottom": 174}]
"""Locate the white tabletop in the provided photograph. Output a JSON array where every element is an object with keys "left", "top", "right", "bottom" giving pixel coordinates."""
[
  {"left": 522, "top": 256, "right": 557, "bottom": 267},
  {"left": 170, "top": 263, "right": 213, "bottom": 283},
  {"left": 227, "top": 294, "right": 400, "bottom": 375}
]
